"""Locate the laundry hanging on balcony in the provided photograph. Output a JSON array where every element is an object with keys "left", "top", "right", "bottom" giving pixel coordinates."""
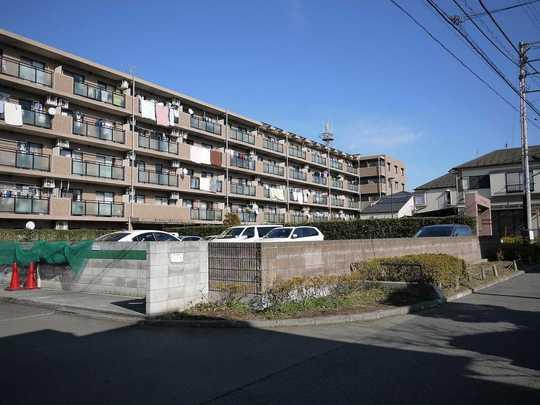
[
  {"left": 155, "top": 103, "right": 169, "bottom": 127},
  {"left": 200, "top": 177, "right": 211, "bottom": 191},
  {"left": 210, "top": 150, "right": 222, "bottom": 166},
  {"left": 4, "top": 102, "right": 23, "bottom": 126},
  {"left": 139, "top": 97, "right": 156, "bottom": 120},
  {"left": 191, "top": 146, "right": 211, "bottom": 165},
  {"left": 269, "top": 188, "right": 285, "bottom": 201}
]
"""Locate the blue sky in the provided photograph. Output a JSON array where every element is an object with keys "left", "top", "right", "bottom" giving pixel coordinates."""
[{"left": 2, "top": 0, "right": 539, "bottom": 188}]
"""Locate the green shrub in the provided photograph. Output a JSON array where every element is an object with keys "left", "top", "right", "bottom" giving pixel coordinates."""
[
  {"left": 0, "top": 229, "right": 112, "bottom": 242},
  {"left": 223, "top": 212, "right": 241, "bottom": 227},
  {"left": 285, "top": 215, "right": 475, "bottom": 240},
  {"left": 351, "top": 254, "right": 467, "bottom": 289},
  {"left": 166, "top": 225, "right": 227, "bottom": 238},
  {"left": 498, "top": 241, "right": 540, "bottom": 263}
]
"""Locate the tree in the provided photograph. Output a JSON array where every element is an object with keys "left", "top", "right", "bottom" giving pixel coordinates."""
[{"left": 223, "top": 212, "right": 241, "bottom": 227}]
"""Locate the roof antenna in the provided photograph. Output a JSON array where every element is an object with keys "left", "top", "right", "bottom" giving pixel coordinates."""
[{"left": 320, "top": 121, "right": 334, "bottom": 147}]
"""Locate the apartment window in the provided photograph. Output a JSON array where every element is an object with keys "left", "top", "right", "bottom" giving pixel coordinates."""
[
  {"left": 394, "top": 165, "right": 398, "bottom": 173},
  {"left": 65, "top": 70, "right": 85, "bottom": 83},
  {"left": 135, "top": 194, "right": 145, "bottom": 203},
  {"left": 155, "top": 196, "right": 169, "bottom": 205},
  {"left": 467, "top": 175, "right": 490, "bottom": 190},
  {"left": 401, "top": 168, "right": 405, "bottom": 176},
  {"left": 61, "top": 188, "right": 82, "bottom": 201},
  {"left": 96, "top": 191, "right": 114, "bottom": 202},
  {"left": 183, "top": 199, "right": 193, "bottom": 208},
  {"left": 17, "top": 141, "right": 42, "bottom": 154}
]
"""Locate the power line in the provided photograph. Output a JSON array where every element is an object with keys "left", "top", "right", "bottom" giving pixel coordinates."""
[
  {"left": 459, "top": 0, "right": 540, "bottom": 20},
  {"left": 426, "top": 0, "right": 540, "bottom": 118},
  {"left": 387, "top": 0, "right": 540, "bottom": 130}
]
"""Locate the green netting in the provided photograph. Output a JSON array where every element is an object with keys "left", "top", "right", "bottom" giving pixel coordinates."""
[{"left": 0, "top": 240, "right": 93, "bottom": 274}]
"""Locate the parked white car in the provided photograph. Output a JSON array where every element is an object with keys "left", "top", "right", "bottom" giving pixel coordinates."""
[
  {"left": 211, "top": 225, "right": 282, "bottom": 242},
  {"left": 96, "top": 230, "right": 181, "bottom": 242},
  {"left": 262, "top": 226, "right": 324, "bottom": 242}
]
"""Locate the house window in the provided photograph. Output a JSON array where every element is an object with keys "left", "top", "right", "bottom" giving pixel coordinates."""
[
  {"left": 467, "top": 175, "right": 490, "bottom": 190},
  {"left": 414, "top": 194, "right": 426, "bottom": 206},
  {"left": 445, "top": 191, "right": 451, "bottom": 205}
]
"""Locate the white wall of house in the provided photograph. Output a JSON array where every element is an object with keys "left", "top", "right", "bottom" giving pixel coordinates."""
[
  {"left": 360, "top": 196, "right": 414, "bottom": 219},
  {"left": 414, "top": 187, "right": 457, "bottom": 214}
]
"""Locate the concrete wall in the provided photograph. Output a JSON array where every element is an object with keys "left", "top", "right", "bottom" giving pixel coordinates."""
[
  {"left": 145, "top": 241, "right": 208, "bottom": 316},
  {"left": 260, "top": 236, "right": 482, "bottom": 290}
]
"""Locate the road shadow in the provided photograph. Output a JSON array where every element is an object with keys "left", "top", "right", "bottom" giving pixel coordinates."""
[{"left": 111, "top": 298, "right": 146, "bottom": 315}]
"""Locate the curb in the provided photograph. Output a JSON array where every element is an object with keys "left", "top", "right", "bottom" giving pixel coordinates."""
[{"left": 445, "top": 270, "right": 525, "bottom": 302}]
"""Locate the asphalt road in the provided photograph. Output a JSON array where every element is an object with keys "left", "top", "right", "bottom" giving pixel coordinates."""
[{"left": 1, "top": 272, "right": 539, "bottom": 405}]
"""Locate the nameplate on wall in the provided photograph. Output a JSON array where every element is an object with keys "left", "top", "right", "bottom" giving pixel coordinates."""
[{"left": 170, "top": 253, "right": 184, "bottom": 263}]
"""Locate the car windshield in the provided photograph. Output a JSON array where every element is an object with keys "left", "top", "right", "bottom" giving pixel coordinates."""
[
  {"left": 415, "top": 226, "right": 454, "bottom": 237},
  {"left": 219, "top": 228, "right": 244, "bottom": 238},
  {"left": 265, "top": 228, "right": 293, "bottom": 238},
  {"left": 96, "top": 232, "right": 131, "bottom": 241}
]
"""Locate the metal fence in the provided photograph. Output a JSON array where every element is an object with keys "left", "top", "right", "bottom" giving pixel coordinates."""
[{"left": 208, "top": 242, "right": 262, "bottom": 294}]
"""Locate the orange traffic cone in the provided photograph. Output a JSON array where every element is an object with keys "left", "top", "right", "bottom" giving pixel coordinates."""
[
  {"left": 24, "top": 262, "right": 38, "bottom": 290},
  {"left": 6, "top": 262, "right": 21, "bottom": 291}
]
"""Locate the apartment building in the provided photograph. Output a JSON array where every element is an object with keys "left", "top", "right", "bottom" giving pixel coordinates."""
[
  {"left": 0, "top": 29, "right": 394, "bottom": 230},
  {"left": 413, "top": 146, "right": 540, "bottom": 236},
  {"left": 357, "top": 154, "right": 406, "bottom": 209}
]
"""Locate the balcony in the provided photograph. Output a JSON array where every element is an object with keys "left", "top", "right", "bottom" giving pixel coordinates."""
[
  {"left": 312, "top": 176, "right": 327, "bottom": 185},
  {"left": 331, "top": 198, "right": 345, "bottom": 207},
  {"left": 348, "top": 201, "right": 360, "bottom": 209},
  {"left": 264, "top": 212, "right": 285, "bottom": 224},
  {"left": 137, "top": 132, "right": 178, "bottom": 155},
  {"left": 230, "top": 183, "right": 256, "bottom": 196},
  {"left": 331, "top": 180, "right": 344, "bottom": 189},
  {"left": 348, "top": 184, "right": 359, "bottom": 192},
  {"left": 191, "top": 208, "right": 223, "bottom": 221},
  {"left": 0, "top": 56, "right": 53, "bottom": 87},
  {"left": 290, "top": 214, "right": 309, "bottom": 224},
  {"left": 138, "top": 169, "right": 178, "bottom": 187},
  {"left": 0, "top": 149, "right": 50, "bottom": 171},
  {"left": 236, "top": 211, "right": 257, "bottom": 223},
  {"left": 263, "top": 139, "right": 284, "bottom": 153},
  {"left": 263, "top": 163, "right": 284, "bottom": 177},
  {"left": 73, "top": 120, "right": 125, "bottom": 144},
  {"left": 230, "top": 156, "right": 255, "bottom": 170},
  {"left": 330, "top": 160, "right": 343, "bottom": 171},
  {"left": 346, "top": 165, "right": 357, "bottom": 174},
  {"left": 313, "top": 196, "right": 328, "bottom": 205},
  {"left": 312, "top": 154, "right": 327, "bottom": 166},
  {"left": 72, "top": 160, "right": 125, "bottom": 180},
  {"left": 73, "top": 81, "right": 126, "bottom": 108},
  {"left": 71, "top": 200, "right": 124, "bottom": 217},
  {"left": 229, "top": 127, "right": 255, "bottom": 144},
  {"left": 22, "top": 109, "right": 52, "bottom": 129},
  {"left": 289, "top": 147, "right": 306, "bottom": 160},
  {"left": 0, "top": 196, "right": 49, "bottom": 214},
  {"left": 290, "top": 169, "right": 307, "bottom": 181},
  {"left": 190, "top": 116, "right": 222, "bottom": 135},
  {"left": 506, "top": 183, "right": 534, "bottom": 193}
]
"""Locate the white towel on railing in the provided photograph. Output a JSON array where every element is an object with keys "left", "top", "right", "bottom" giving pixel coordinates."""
[
  {"left": 139, "top": 97, "right": 156, "bottom": 120},
  {"left": 200, "top": 177, "right": 211, "bottom": 191},
  {"left": 191, "top": 146, "right": 211, "bottom": 165},
  {"left": 4, "top": 102, "right": 22, "bottom": 126}
]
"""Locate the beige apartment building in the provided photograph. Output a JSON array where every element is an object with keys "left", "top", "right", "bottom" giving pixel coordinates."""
[
  {"left": 0, "top": 29, "right": 405, "bottom": 230},
  {"left": 358, "top": 154, "right": 406, "bottom": 209}
]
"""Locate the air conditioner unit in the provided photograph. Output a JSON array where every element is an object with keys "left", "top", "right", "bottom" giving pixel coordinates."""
[
  {"left": 43, "top": 179, "right": 55, "bottom": 189},
  {"left": 55, "top": 221, "right": 69, "bottom": 231},
  {"left": 56, "top": 139, "right": 70, "bottom": 149},
  {"left": 170, "top": 192, "right": 180, "bottom": 200},
  {"left": 171, "top": 160, "right": 180, "bottom": 168}
]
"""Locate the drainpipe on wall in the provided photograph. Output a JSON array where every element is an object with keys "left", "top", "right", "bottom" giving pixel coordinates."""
[{"left": 127, "top": 71, "right": 136, "bottom": 231}]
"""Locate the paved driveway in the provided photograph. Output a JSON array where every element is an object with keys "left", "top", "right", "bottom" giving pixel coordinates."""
[{"left": 1, "top": 272, "right": 539, "bottom": 404}]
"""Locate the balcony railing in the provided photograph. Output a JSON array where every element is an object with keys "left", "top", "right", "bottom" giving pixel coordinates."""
[
  {"left": 22, "top": 109, "right": 51, "bottom": 129},
  {"left": 229, "top": 128, "right": 255, "bottom": 144},
  {"left": 73, "top": 120, "right": 125, "bottom": 144},
  {"left": 290, "top": 214, "right": 309, "bottom": 224},
  {"left": 289, "top": 169, "right": 307, "bottom": 181},
  {"left": 0, "top": 196, "right": 49, "bottom": 214},
  {"left": 506, "top": 183, "right": 534, "bottom": 193},
  {"left": 230, "top": 183, "right": 256, "bottom": 196},
  {"left": 264, "top": 213, "right": 285, "bottom": 224},
  {"left": 72, "top": 160, "right": 125, "bottom": 180},
  {"left": 289, "top": 147, "right": 306, "bottom": 160},
  {"left": 313, "top": 196, "right": 328, "bottom": 205},
  {"left": 236, "top": 211, "right": 257, "bottom": 223},
  {"left": 348, "top": 184, "right": 359, "bottom": 192},
  {"left": 346, "top": 165, "right": 356, "bottom": 174},
  {"left": 263, "top": 139, "right": 284, "bottom": 153},
  {"left": 312, "top": 154, "right": 327, "bottom": 166},
  {"left": 190, "top": 116, "right": 222, "bottom": 135},
  {"left": 73, "top": 82, "right": 125, "bottom": 108},
  {"left": 230, "top": 157, "right": 255, "bottom": 170},
  {"left": 331, "top": 198, "right": 345, "bottom": 207},
  {"left": 191, "top": 208, "right": 223, "bottom": 221},
  {"left": 312, "top": 176, "right": 327, "bottom": 185},
  {"left": 0, "top": 149, "right": 50, "bottom": 171},
  {"left": 330, "top": 160, "right": 343, "bottom": 170},
  {"left": 0, "top": 56, "right": 53, "bottom": 87},
  {"left": 71, "top": 200, "right": 124, "bottom": 217},
  {"left": 332, "top": 180, "right": 344, "bottom": 189},
  {"left": 138, "top": 169, "right": 178, "bottom": 187},
  {"left": 137, "top": 133, "right": 178, "bottom": 154},
  {"left": 263, "top": 163, "right": 284, "bottom": 177},
  {"left": 348, "top": 201, "right": 360, "bottom": 209}
]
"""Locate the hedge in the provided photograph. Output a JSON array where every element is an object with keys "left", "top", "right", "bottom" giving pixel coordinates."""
[
  {"left": 166, "top": 225, "right": 227, "bottom": 238},
  {"left": 351, "top": 254, "right": 467, "bottom": 289},
  {"left": 497, "top": 240, "right": 540, "bottom": 263},
  {"left": 285, "top": 216, "right": 476, "bottom": 241},
  {"left": 0, "top": 229, "right": 112, "bottom": 242}
]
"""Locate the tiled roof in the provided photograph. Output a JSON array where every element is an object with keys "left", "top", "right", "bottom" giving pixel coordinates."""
[
  {"left": 361, "top": 191, "right": 413, "bottom": 214},
  {"left": 453, "top": 145, "right": 540, "bottom": 169},
  {"left": 415, "top": 173, "right": 456, "bottom": 191}
]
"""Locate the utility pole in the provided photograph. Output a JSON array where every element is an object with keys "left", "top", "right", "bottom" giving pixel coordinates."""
[{"left": 519, "top": 42, "right": 534, "bottom": 241}]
